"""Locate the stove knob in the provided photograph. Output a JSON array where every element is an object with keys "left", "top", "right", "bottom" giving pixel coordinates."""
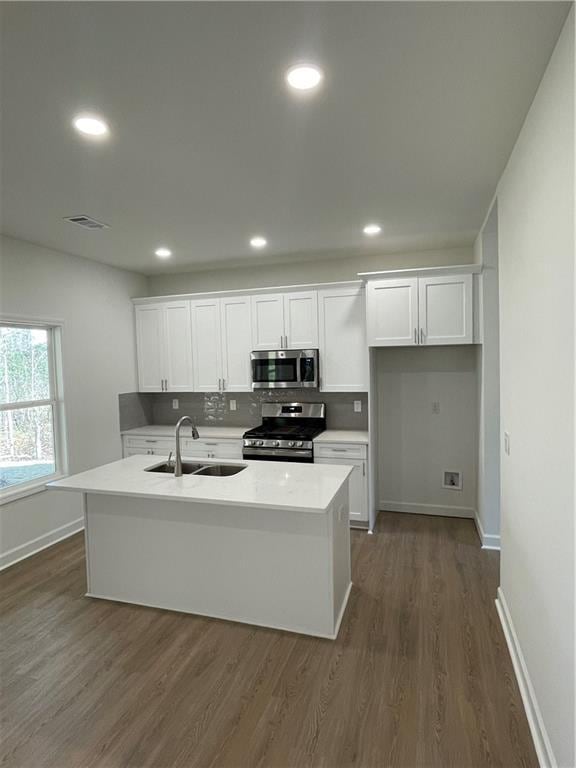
[
  {"left": 271, "top": 440, "right": 280, "bottom": 447},
  {"left": 256, "top": 440, "right": 264, "bottom": 446},
  {"left": 288, "top": 441, "right": 295, "bottom": 447},
  {"left": 296, "top": 441, "right": 303, "bottom": 448}
]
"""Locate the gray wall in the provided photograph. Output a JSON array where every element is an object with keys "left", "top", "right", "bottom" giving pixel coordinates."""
[
  {"left": 0, "top": 235, "right": 147, "bottom": 568},
  {"left": 119, "top": 390, "right": 368, "bottom": 432},
  {"left": 147, "top": 246, "right": 473, "bottom": 296},
  {"left": 495, "top": 11, "right": 574, "bottom": 766},
  {"left": 374, "top": 346, "right": 478, "bottom": 518}
]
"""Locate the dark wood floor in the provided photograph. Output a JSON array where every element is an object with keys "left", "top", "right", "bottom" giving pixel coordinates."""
[{"left": 1, "top": 512, "right": 537, "bottom": 768}]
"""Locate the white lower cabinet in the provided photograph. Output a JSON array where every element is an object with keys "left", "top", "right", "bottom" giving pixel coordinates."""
[
  {"left": 314, "top": 442, "right": 368, "bottom": 524},
  {"left": 123, "top": 435, "right": 242, "bottom": 460},
  {"left": 123, "top": 437, "right": 175, "bottom": 457}
]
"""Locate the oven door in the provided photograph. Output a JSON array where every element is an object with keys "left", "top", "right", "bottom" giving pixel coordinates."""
[
  {"left": 243, "top": 447, "right": 314, "bottom": 463},
  {"left": 251, "top": 349, "right": 318, "bottom": 389}
]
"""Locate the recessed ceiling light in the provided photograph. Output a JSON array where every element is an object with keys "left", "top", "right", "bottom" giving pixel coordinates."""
[
  {"left": 155, "top": 247, "right": 172, "bottom": 258},
  {"left": 363, "top": 223, "right": 382, "bottom": 236},
  {"left": 286, "top": 64, "right": 324, "bottom": 91},
  {"left": 73, "top": 114, "right": 109, "bottom": 138},
  {"left": 250, "top": 236, "right": 267, "bottom": 249}
]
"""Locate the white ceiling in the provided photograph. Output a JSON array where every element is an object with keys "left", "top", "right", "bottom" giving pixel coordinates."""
[{"left": 0, "top": 2, "right": 570, "bottom": 275}]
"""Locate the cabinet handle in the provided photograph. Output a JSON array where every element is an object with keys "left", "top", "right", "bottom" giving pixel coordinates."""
[
  {"left": 222, "top": 378, "right": 226, "bottom": 390},
  {"left": 363, "top": 462, "right": 366, "bottom": 477},
  {"left": 145, "top": 440, "right": 157, "bottom": 443},
  {"left": 414, "top": 328, "right": 418, "bottom": 345},
  {"left": 420, "top": 329, "right": 424, "bottom": 344},
  {"left": 330, "top": 448, "right": 347, "bottom": 453},
  {"left": 218, "top": 378, "right": 221, "bottom": 391}
]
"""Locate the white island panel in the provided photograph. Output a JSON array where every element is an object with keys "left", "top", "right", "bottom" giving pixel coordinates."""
[{"left": 84, "top": 483, "right": 351, "bottom": 639}]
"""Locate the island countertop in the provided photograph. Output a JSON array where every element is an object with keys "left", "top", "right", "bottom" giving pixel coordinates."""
[{"left": 47, "top": 455, "right": 353, "bottom": 514}]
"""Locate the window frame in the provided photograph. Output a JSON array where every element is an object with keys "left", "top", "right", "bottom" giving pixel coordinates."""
[{"left": 0, "top": 316, "right": 68, "bottom": 504}]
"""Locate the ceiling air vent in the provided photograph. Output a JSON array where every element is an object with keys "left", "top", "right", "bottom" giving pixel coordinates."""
[{"left": 64, "top": 215, "right": 109, "bottom": 230}]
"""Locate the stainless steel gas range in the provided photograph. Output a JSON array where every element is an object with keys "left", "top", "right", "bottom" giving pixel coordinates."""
[{"left": 242, "top": 402, "right": 326, "bottom": 463}]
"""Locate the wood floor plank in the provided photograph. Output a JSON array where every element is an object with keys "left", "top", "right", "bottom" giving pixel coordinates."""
[{"left": 0, "top": 512, "right": 538, "bottom": 768}]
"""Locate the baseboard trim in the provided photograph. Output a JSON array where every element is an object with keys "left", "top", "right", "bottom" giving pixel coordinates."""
[
  {"left": 0, "top": 517, "right": 84, "bottom": 572},
  {"left": 495, "top": 587, "right": 556, "bottom": 768},
  {"left": 474, "top": 513, "right": 501, "bottom": 550},
  {"left": 379, "top": 500, "right": 474, "bottom": 519}
]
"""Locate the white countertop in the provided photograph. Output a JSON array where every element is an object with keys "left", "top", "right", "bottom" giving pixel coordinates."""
[
  {"left": 121, "top": 425, "right": 248, "bottom": 439},
  {"left": 47, "top": 455, "right": 352, "bottom": 514},
  {"left": 314, "top": 430, "right": 369, "bottom": 444},
  {"left": 122, "top": 425, "right": 369, "bottom": 444}
]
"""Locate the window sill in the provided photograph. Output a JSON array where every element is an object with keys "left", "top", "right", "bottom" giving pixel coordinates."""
[{"left": 0, "top": 474, "right": 66, "bottom": 506}]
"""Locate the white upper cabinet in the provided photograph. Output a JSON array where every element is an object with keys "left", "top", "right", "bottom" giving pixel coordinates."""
[
  {"left": 366, "top": 272, "right": 474, "bottom": 347},
  {"left": 251, "top": 294, "right": 285, "bottom": 350},
  {"left": 220, "top": 296, "right": 252, "bottom": 391},
  {"left": 251, "top": 291, "right": 318, "bottom": 350},
  {"left": 418, "top": 274, "right": 473, "bottom": 345},
  {"left": 163, "top": 302, "right": 194, "bottom": 392},
  {"left": 318, "top": 286, "right": 368, "bottom": 391},
  {"left": 191, "top": 296, "right": 253, "bottom": 392},
  {"left": 283, "top": 291, "right": 318, "bottom": 348},
  {"left": 136, "top": 302, "right": 193, "bottom": 392},
  {"left": 135, "top": 304, "right": 164, "bottom": 392},
  {"left": 191, "top": 298, "right": 222, "bottom": 392},
  {"left": 366, "top": 278, "right": 419, "bottom": 346}
]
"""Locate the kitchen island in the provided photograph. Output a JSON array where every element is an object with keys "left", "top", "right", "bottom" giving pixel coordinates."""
[{"left": 48, "top": 456, "right": 352, "bottom": 639}]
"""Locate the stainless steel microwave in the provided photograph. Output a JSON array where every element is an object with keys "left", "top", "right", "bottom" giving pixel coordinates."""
[{"left": 250, "top": 349, "right": 319, "bottom": 389}]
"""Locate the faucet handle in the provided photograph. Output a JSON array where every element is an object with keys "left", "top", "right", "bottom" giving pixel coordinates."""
[{"left": 167, "top": 450, "right": 174, "bottom": 468}]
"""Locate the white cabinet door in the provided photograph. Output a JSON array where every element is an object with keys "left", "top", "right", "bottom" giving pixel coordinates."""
[
  {"left": 366, "top": 278, "right": 419, "bottom": 346},
  {"left": 220, "top": 296, "right": 252, "bottom": 392},
  {"left": 315, "top": 457, "right": 368, "bottom": 522},
  {"left": 251, "top": 294, "right": 285, "bottom": 350},
  {"left": 283, "top": 291, "right": 318, "bottom": 348},
  {"left": 191, "top": 299, "right": 222, "bottom": 392},
  {"left": 163, "top": 301, "right": 194, "bottom": 392},
  {"left": 418, "top": 274, "right": 473, "bottom": 345},
  {"left": 135, "top": 304, "right": 165, "bottom": 392},
  {"left": 318, "top": 287, "right": 368, "bottom": 391}
]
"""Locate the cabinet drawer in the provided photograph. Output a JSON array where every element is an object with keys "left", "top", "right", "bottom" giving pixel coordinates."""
[
  {"left": 314, "top": 443, "right": 367, "bottom": 460},
  {"left": 183, "top": 439, "right": 242, "bottom": 459},
  {"left": 124, "top": 437, "right": 175, "bottom": 451}
]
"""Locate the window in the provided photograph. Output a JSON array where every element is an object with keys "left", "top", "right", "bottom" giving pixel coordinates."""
[{"left": 0, "top": 322, "right": 66, "bottom": 498}]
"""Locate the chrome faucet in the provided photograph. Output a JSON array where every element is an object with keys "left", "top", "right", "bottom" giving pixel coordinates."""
[{"left": 174, "top": 416, "right": 199, "bottom": 477}]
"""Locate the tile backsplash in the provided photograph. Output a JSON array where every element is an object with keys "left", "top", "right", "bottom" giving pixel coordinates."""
[{"left": 119, "top": 390, "right": 368, "bottom": 432}]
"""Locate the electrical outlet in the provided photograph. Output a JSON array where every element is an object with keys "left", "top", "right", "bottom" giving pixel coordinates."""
[
  {"left": 504, "top": 431, "right": 511, "bottom": 455},
  {"left": 432, "top": 401, "right": 440, "bottom": 414},
  {"left": 229, "top": 399, "right": 237, "bottom": 411},
  {"left": 172, "top": 398, "right": 179, "bottom": 410},
  {"left": 354, "top": 400, "right": 362, "bottom": 413}
]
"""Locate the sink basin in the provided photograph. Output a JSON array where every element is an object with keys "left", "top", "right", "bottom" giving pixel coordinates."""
[
  {"left": 193, "top": 464, "right": 247, "bottom": 477},
  {"left": 145, "top": 462, "right": 205, "bottom": 474}
]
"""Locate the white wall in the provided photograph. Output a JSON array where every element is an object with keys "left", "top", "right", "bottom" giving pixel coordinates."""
[
  {"left": 147, "top": 246, "right": 473, "bottom": 295},
  {"left": 0, "top": 235, "right": 148, "bottom": 568},
  {"left": 496, "top": 10, "right": 574, "bottom": 767},
  {"left": 375, "top": 346, "right": 478, "bottom": 519}
]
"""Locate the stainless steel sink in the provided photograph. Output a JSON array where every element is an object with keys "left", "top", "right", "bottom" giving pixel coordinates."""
[
  {"left": 145, "top": 462, "right": 246, "bottom": 477},
  {"left": 145, "top": 462, "right": 205, "bottom": 474},
  {"left": 194, "top": 464, "right": 246, "bottom": 477}
]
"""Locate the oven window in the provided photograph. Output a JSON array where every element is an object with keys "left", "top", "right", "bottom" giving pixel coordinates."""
[{"left": 252, "top": 359, "right": 298, "bottom": 382}]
